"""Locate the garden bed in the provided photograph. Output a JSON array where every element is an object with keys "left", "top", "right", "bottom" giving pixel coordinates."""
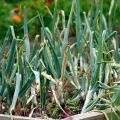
[
  {"left": 0, "top": 109, "right": 115, "bottom": 120},
  {"left": 0, "top": 0, "right": 120, "bottom": 120}
]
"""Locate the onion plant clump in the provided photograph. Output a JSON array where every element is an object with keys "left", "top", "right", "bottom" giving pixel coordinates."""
[{"left": 0, "top": 0, "right": 120, "bottom": 119}]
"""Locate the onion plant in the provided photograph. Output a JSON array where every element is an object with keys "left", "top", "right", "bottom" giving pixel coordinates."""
[{"left": 0, "top": 0, "right": 120, "bottom": 119}]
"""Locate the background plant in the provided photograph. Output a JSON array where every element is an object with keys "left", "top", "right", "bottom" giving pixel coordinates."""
[{"left": 0, "top": 0, "right": 120, "bottom": 43}]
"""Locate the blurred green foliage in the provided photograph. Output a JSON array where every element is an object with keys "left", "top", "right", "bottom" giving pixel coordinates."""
[{"left": 0, "top": 0, "right": 120, "bottom": 42}]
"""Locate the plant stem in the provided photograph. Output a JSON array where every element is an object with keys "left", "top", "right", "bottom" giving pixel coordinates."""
[{"left": 81, "top": 87, "right": 94, "bottom": 113}]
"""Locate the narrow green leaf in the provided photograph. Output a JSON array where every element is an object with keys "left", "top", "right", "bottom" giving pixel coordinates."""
[
  {"left": 7, "top": 26, "right": 16, "bottom": 77},
  {"left": 24, "top": 7, "right": 30, "bottom": 61},
  {"left": 10, "top": 73, "right": 21, "bottom": 111},
  {"left": 61, "top": 0, "right": 75, "bottom": 64}
]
